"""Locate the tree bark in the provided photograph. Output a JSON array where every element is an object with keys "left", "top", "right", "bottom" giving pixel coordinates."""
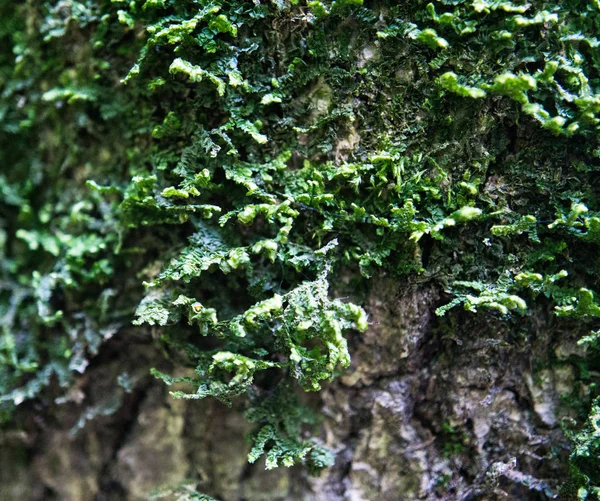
[{"left": 1, "top": 276, "right": 572, "bottom": 500}]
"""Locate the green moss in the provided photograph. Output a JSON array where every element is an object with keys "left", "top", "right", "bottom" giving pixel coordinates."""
[{"left": 3, "top": 0, "right": 600, "bottom": 487}]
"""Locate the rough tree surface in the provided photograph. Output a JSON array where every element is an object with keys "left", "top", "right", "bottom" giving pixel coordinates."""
[{"left": 2, "top": 1, "right": 600, "bottom": 500}]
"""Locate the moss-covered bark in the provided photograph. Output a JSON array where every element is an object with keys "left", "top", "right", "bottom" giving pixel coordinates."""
[{"left": 2, "top": 1, "right": 600, "bottom": 499}]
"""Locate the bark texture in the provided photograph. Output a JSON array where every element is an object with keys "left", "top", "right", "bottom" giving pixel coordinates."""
[{"left": 1, "top": 277, "right": 573, "bottom": 500}]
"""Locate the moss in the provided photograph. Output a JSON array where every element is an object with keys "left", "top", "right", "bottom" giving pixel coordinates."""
[{"left": 2, "top": 0, "right": 600, "bottom": 489}]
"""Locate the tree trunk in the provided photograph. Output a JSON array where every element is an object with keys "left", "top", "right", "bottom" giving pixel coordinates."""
[{"left": 2, "top": 2, "right": 597, "bottom": 500}]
